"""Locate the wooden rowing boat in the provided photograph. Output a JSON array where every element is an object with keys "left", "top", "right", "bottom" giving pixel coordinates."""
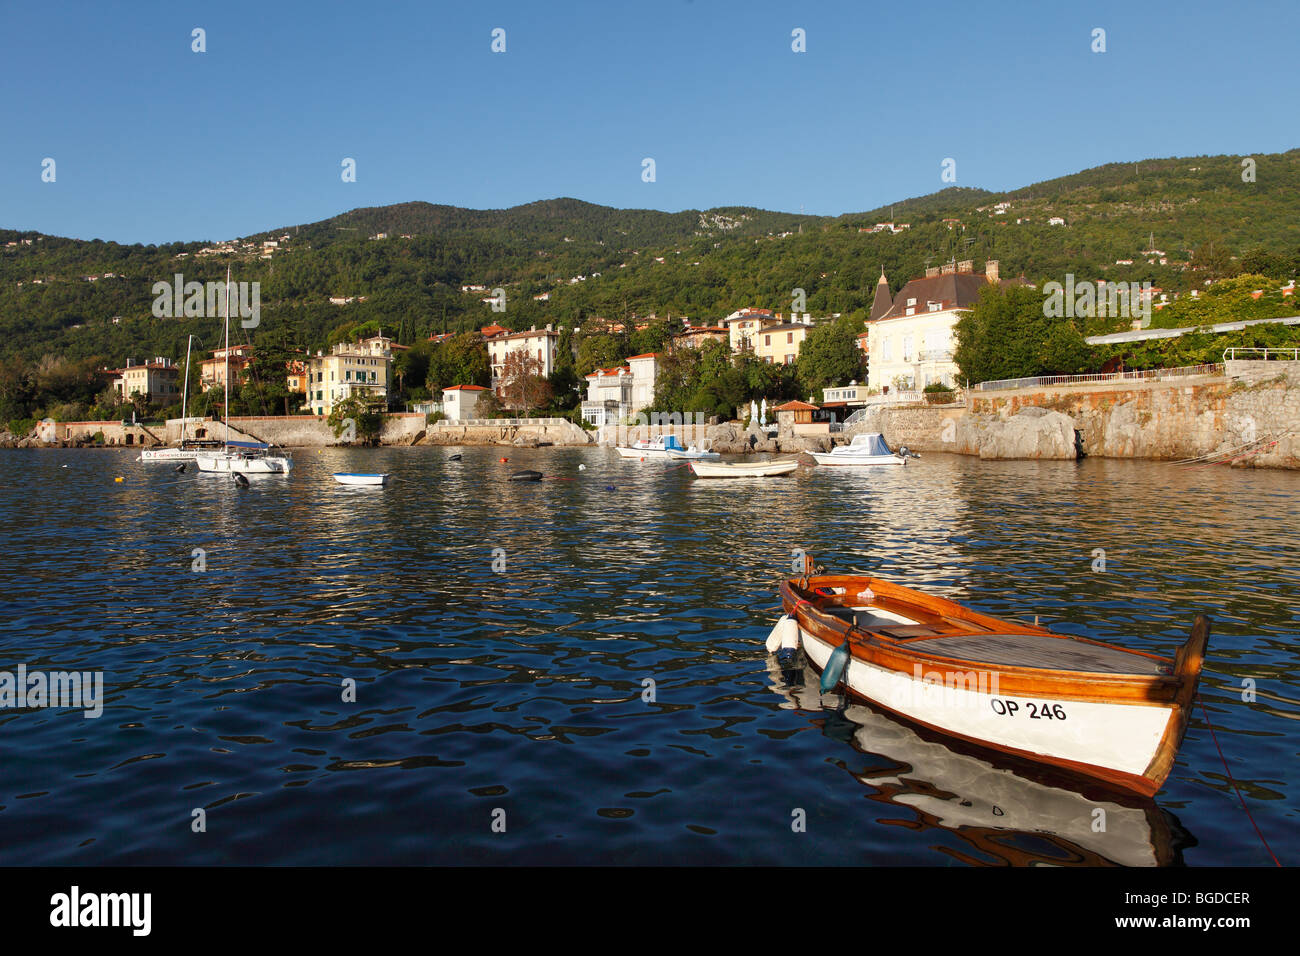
[
  {"left": 773, "top": 556, "right": 1209, "bottom": 797},
  {"left": 689, "top": 458, "right": 799, "bottom": 478}
]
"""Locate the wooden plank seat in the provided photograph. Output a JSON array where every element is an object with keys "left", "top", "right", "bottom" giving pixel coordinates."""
[{"left": 904, "top": 633, "right": 1172, "bottom": 676}]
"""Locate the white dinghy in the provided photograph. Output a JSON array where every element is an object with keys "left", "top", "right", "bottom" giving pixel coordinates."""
[
  {"left": 331, "top": 473, "right": 389, "bottom": 486},
  {"left": 689, "top": 458, "right": 799, "bottom": 478}
]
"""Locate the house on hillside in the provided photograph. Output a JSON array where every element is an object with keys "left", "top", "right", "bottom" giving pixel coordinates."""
[
  {"left": 486, "top": 325, "right": 560, "bottom": 399},
  {"left": 866, "top": 260, "right": 1030, "bottom": 392},
  {"left": 306, "top": 335, "right": 394, "bottom": 416},
  {"left": 752, "top": 316, "right": 815, "bottom": 365}
]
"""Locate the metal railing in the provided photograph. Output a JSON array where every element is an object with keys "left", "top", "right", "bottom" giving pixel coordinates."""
[
  {"left": 1223, "top": 347, "right": 1300, "bottom": 361},
  {"left": 973, "top": 363, "right": 1224, "bottom": 392},
  {"left": 437, "top": 417, "right": 571, "bottom": 426}
]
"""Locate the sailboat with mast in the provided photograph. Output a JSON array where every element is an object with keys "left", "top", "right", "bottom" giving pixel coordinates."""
[
  {"left": 139, "top": 333, "right": 223, "bottom": 461},
  {"left": 195, "top": 266, "right": 293, "bottom": 476}
]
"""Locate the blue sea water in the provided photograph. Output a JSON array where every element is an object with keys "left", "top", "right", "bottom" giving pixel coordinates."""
[{"left": 0, "top": 446, "right": 1294, "bottom": 865}]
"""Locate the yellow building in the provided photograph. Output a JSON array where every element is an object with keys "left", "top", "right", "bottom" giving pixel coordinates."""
[
  {"left": 306, "top": 335, "right": 394, "bottom": 416},
  {"left": 199, "top": 344, "right": 254, "bottom": 388},
  {"left": 723, "top": 309, "right": 780, "bottom": 352},
  {"left": 751, "top": 318, "right": 814, "bottom": 365},
  {"left": 111, "top": 358, "right": 181, "bottom": 401}
]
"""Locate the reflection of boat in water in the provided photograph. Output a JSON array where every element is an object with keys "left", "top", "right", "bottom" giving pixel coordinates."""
[{"left": 764, "top": 659, "right": 1192, "bottom": 866}]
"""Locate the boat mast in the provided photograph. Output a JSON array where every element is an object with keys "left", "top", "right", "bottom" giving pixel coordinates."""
[
  {"left": 223, "top": 265, "right": 231, "bottom": 450},
  {"left": 181, "top": 333, "right": 193, "bottom": 432}
]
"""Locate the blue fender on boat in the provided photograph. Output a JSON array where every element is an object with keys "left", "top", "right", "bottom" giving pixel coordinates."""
[{"left": 820, "top": 641, "right": 850, "bottom": 694}]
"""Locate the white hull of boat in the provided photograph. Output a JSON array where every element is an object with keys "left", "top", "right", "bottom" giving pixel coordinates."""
[
  {"left": 809, "top": 452, "right": 905, "bottom": 466},
  {"left": 195, "top": 453, "right": 292, "bottom": 475},
  {"left": 616, "top": 446, "right": 674, "bottom": 459},
  {"left": 139, "top": 447, "right": 208, "bottom": 462},
  {"left": 764, "top": 662, "right": 1165, "bottom": 866},
  {"left": 690, "top": 459, "right": 799, "bottom": 478},
  {"left": 332, "top": 473, "right": 388, "bottom": 486},
  {"left": 796, "top": 625, "right": 1174, "bottom": 781},
  {"left": 667, "top": 449, "right": 721, "bottom": 461}
]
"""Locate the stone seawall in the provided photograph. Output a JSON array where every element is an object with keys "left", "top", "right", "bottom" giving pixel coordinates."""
[
  {"left": 423, "top": 419, "right": 593, "bottom": 447},
  {"left": 841, "top": 362, "right": 1299, "bottom": 468},
  {"left": 220, "top": 414, "right": 426, "bottom": 447}
]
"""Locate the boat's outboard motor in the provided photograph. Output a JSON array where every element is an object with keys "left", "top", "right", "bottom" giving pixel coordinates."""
[{"left": 233, "top": 473, "right": 250, "bottom": 488}]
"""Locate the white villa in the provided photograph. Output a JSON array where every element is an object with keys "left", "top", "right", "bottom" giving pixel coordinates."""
[
  {"left": 486, "top": 324, "right": 560, "bottom": 396},
  {"left": 867, "top": 260, "right": 1026, "bottom": 392},
  {"left": 581, "top": 352, "right": 660, "bottom": 425}
]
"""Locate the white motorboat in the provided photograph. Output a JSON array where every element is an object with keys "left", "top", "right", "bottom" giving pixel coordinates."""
[
  {"left": 809, "top": 432, "right": 906, "bottom": 466},
  {"left": 615, "top": 435, "right": 686, "bottom": 459},
  {"left": 332, "top": 472, "right": 389, "bottom": 486},
  {"left": 689, "top": 458, "right": 799, "bottom": 478},
  {"left": 666, "top": 444, "right": 721, "bottom": 461}
]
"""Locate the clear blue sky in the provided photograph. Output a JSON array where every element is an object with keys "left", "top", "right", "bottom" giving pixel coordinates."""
[{"left": 1, "top": 0, "right": 1295, "bottom": 244}]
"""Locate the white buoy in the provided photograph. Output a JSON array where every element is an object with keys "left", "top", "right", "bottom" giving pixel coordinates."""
[
  {"left": 578, "top": 464, "right": 586, "bottom": 471},
  {"left": 766, "top": 615, "right": 799, "bottom": 653}
]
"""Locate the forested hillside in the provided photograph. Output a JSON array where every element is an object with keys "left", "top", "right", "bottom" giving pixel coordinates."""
[{"left": 3, "top": 149, "right": 1300, "bottom": 373}]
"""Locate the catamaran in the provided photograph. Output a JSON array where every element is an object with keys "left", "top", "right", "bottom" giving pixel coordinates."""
[{"left": 195, "top": 267, "right": 292, "bottom": 476}]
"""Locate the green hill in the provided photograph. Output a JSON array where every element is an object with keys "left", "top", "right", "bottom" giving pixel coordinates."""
[{"left": 3, "top": 148, "right": 1300, "bottom": 376}]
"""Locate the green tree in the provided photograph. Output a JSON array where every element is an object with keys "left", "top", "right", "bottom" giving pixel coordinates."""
[
  {"left": 426, "top": 332, "right": 489, "bottom": 391},
  {"left": 797, "top": 315, "right": 865, "bottom": 400},
  {"left": 955, "top": 284, "right": 1093, "bottom": 384},
  {"left": 327, "top": 395, "right": 383, "bottom": 444}
]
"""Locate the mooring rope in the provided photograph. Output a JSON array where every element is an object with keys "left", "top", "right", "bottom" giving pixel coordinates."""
[
  {"left": 1197, "top": 693, "right": 1280, "bottom": 866},
  {"left": 1173, "top": 430, "right": 1294, "bottom": 466}
]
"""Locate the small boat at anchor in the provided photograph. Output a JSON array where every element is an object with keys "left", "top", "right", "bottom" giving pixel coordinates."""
[
  {"left": 771, "top": 555, "right": 1209, "bottom": 797},
  {"left": 690, "top": 458, "right": 799, "bottom": 478},
  {"left": 331, "top": 472, "right": 389, "bottom": 486},
  {"left": 194, "top": 267, "right": 292, "bottom": 477},
  {"left": 810, "top": 432, "right": 907, "bottom": 466},
  {"left": 666, "top": 445, "right": 721, "bottom": 462},
  {"left": 615, "top": 434, "right": 686, "bottom": 459}
]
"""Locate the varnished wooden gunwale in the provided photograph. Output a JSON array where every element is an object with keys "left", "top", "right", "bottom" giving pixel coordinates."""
[{"left": 780, "top": 577, "right": 1180, "bottom": 705}]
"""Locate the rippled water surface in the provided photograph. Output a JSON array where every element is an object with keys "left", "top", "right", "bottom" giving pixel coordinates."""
[{"left": 0, "top": 446, "right": 1296, "bottom": 865}]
